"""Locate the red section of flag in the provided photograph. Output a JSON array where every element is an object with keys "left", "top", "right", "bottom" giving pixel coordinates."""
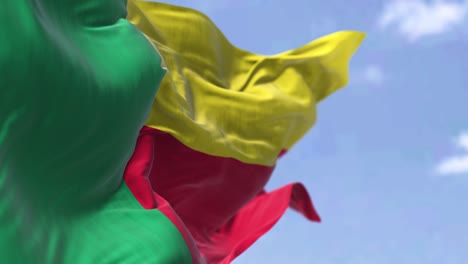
[
  {"left": 198, "top": 183, "right": 320, "bottom": 263},
  {"left": 124, "top": 126, "right": 320, "bottom": 263},
  {"left": 123, "top": 130, "right": 205, "bottom": 264}
]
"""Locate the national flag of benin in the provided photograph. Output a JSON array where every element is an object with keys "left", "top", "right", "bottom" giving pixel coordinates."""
[{"left": 0, "top": 0, "right": 364, "bottom": 263}]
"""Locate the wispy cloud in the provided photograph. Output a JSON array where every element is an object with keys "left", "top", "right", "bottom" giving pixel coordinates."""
[
  {"left": 352, "top": 65, "right": 387, "bottom": 86},
  {"left": 378, "top": 0, "right": 468, "bottom": 42},
  {"left": 363, "top": 65, "right": 385, "bottom": 85},
  {"left": 435, "top": 132, "right": 468, "bottom": 176}
]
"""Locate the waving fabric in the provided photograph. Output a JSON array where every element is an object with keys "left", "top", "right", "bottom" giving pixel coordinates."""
[
  {"left": 127, "top": 1, "right": 365, "bottom": 263},
  {"left": 0, "top": 0, "right": 191, "bottom": 263},
  {"left": 0, "top": 0, "right": 364, "bottom": 263}
]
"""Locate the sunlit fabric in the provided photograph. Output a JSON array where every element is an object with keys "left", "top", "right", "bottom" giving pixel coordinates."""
[
  {"left": 127, "top": 1, "right": 365, "bottom": 263},
  {"left": 0, "top": 0, "right": 191, "bottom": 263},
  {"left": 0, "top": 0, "right": 364, "bottom": 263}
]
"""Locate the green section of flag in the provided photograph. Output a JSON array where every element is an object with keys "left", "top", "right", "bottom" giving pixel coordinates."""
[{"left": 0, "top": 1, "right": 192, "bottom": 263}]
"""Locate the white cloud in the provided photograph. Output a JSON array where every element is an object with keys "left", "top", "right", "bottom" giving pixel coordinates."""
[
  {"left": 352, "top": 65, "right": 386, "bottom": 86},
  {"left": 363, "top": 65, "right": 385, "bottom": 85},
  {"left": 455, "top": 132, "right": 468, "bottom": 150},
  {"left": 378, "top": 0, "right": 468, "bottom": 42},
  {"left": 436, "top": 155, "right": 468, "bottom": 175},
  {"left": 435, "top": 132, "right": 468, "bottom": 176}
]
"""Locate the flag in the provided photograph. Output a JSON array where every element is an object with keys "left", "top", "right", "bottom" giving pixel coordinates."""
[
  {"left": 1, "top": 0, "right": 191, "bottom": 263},
  {"left": 0, "top": 0, "right": 365, "bottom": 263},
  {"left": 126, "top": 1, "right": 365, "bottom": 263}
]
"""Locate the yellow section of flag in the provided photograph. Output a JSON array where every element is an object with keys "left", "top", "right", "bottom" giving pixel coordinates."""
[{"left": 127, "top": 0, "right": 365, "bottom": 166}]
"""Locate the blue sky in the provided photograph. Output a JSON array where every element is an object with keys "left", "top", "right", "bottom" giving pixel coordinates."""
[{"left": 156, "top": 0, "right": 468, "bottom": 263}]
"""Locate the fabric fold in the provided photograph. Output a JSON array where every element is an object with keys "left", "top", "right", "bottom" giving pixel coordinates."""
[
  {"left": 125, "top": 1, "right": 365, "bottom": 263},
  {"left": 1, "top": 0, "right": 365, "bottom": 263},
  {"left": 127, "top": 0, "right": 366, "bottom": 166}
]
